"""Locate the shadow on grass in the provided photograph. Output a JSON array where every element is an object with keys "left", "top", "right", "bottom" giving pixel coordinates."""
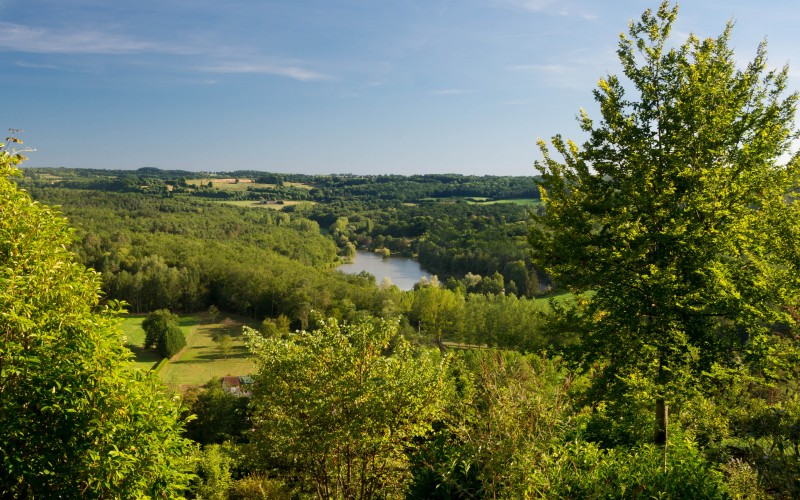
[
  {"left": 171, "top": 351, "right": 251, "bottom": 364},
  {"left": 178, "top": 316, "right": 198, "bottom": 328},
  {"left": 125, "top": 344, "right": 161, "bottom": 365}
]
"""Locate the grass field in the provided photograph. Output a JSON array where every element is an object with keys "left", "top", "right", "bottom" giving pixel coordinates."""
[
  {"left": 221, "top": 199, "right": 318, "bottom": 210},
  {"left": 186, "top": 178, "right": 315, "bottom": 192},
  {"left": 157, "top": 314, "right": 258, "bottom": 390},
  {"left": 471, "top": 198, "right": 542, "bottom": 206},
  {"left": 123, "top": 313, "right": 258, "bottom": 390},
  {"left": 121, "top": 316, "right": 162, "bottom": 371},
  {"left": 420, "top": 197, "right": 541, "bottom": 207},
  {"left": 185, "top": 178, "right": 271, "bottom": 191}
]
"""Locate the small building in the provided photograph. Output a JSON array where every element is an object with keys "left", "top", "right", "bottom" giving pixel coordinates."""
[
  {"left": 222, "top": 375, "right": 254, "bottom": 397},
  {"left": 221, "top": 376, "right": 241, "bottom": 395}
]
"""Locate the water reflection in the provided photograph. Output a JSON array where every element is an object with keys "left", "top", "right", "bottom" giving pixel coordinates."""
[{"left": 337, "top": 250, "right": 431, "bottom": 291}]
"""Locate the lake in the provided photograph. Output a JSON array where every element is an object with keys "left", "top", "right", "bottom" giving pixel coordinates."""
[{"left": 337, "top": 250, "right": 431, "bottom": 291}]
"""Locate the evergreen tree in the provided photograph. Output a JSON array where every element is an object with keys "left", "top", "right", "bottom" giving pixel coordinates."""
[{"left": 158, "top": 321, "right": 187, "bottom": 358}]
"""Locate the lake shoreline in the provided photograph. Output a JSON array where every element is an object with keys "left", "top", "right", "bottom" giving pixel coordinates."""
[{"left": 337, "top": 250, "right": 431, "bottom": 291}]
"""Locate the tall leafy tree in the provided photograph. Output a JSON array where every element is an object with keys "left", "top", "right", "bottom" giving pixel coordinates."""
[
  {"left": 0, "top": 138, "right": 194, "bottom": 496},
  {"left": 245, "top": 316, "right": 451, "bottom": 499},
  {"left": 142, "top": 308, "right": 179, "bottom": 349},
  {"left": 530, "top": 2, "right": 800, "bottom": 445}
]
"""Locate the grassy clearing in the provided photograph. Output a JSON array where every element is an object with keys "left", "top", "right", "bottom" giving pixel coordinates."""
[
  {"left": 123, "top": 313, "right": 257, "bottom": 390},
  {"left": 186, "top": 178, "right": 315, "bottom": 192},
  {"left": 158, "top": 314, "right": 258, "bottom": 390},
  {"left": 186, "top": 178, "right": 271, "bottom": 191},
  {"left": 121, "top": 316, "right": 162, "bottom": 371},
  {"left": 285, "top": 181, "right": 315, "bottom": 190},
  {"left": 221, "top": 200, "right": 318, "bottom": 210},
  {"left": 419, "top": 197, "right": 541, "bottom": 207},
  {"left": 471, "top": 198, "right": 542, "bottom": 206}
]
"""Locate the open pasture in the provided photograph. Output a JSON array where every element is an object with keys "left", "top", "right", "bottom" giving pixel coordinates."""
[{"left": 123, "top": 313, "right": 257, "bottom": 390}]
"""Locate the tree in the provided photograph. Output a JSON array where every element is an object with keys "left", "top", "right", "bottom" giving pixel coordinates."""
[
  {"left": 157, "top": 320, "right": 187, "bottom": 358},
  {"left": 0, "top": 137, "right": 193, "bottom": 496},
  {"left": 245, "top": 316, "right": 451, "bottom": 498},
  {"left": 530, "top": 1, "right": 800, "bottom": 447},
  {"left": 184, "top": 379, "right": 251, "bottom": 445},
  {"left": 142, "top": 308, "right": 179, "bottom": 349},
  {"left": 208, "top": 304, "right": 220, "bottom": 323},
  {"left": 411, "top": 282, "right": 464, "bottom": 352},
  {"left": 214, "top": 333, "right": 232, "bottom": 359}
]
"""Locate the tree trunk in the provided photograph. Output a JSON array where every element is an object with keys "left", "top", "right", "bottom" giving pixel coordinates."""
[
  {"left": 655, "top": 397, "right": 668, "bottom": 472},
  {"left": 654, "top": 398, "right": 667, "bottom": 445}
]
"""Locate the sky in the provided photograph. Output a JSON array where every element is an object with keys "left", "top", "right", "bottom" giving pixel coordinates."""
[{"left": 2, "top": 0, "right": 799, "bottom": 176}]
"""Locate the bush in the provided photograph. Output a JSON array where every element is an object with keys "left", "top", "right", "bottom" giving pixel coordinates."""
[
  {"left": 142, "top": 309, "right": 179, "bottom": 349},
  {"left": 158, "top": 321, "right": 186, "bottom": 358}
]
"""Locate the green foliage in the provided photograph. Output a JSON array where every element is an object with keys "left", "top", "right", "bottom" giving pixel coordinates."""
[
  {"left": 190, "top": 444, "right": 235, "bottom": 500},
  {"left": 228, "top": 474, "right": 291, "bottom": 499},
  {"left": 184, "top": 379, "right": 251, "bottom": 445},
  {"left": 0, "top": 140, "right": 193, "bottom": 496},
  {"left": 411, "top": 282, "right": 464, "bottom": 348},
  {"left": 207, "top": 304, "right": 220, "bottom": 323},
  {"left": 215, "top": 333, "right": 233, "bottom": 358},
  {"left": 142, "top": 308, "right": 179, "bottom": 349},
  {"left": 410, "top": 351, "right": 573, "bottom": 498},
  {"left": 530, "top": 0, "right": 800, "bottom": 436},
  {"left": 535, "top": 437, "right": 726, "bottom": 499},
  {"left": 245, "top": 316, "right": 451, "bottom": 498},
  {"left": 158, "top": 320, "right": 187, "bottom": 358}
]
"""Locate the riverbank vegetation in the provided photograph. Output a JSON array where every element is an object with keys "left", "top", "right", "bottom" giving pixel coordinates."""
[{"left": 4, "top": 1, "right": 800, "bottom": 497}]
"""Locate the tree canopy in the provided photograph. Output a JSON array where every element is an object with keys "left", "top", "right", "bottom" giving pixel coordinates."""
[
  {"left": 0, "top": 138, "right": 194, "bottom": 496},
  {"left": 530, "top": 1, "right": 800, "bottom": 443},
  {"left": 245, "top": 316, "right": 451, "bottom": 499}
]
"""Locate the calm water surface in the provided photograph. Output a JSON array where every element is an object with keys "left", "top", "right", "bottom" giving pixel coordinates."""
[{"left": 337, "top": 250, "right": 430, "bottom": 291}]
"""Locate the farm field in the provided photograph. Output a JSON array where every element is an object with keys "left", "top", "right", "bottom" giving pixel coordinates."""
[
  {"left": 185, "top": 178, "right": 271, "bottom": 191},
  {"left": 121, "top": 316, "right": 162, "bottom": 371},
  {"left": 472, "top": 198, "right": 541, "bottom": 206},
  {"left": 159, "top": 314, "right": 258, "bottom": 390},
  {"left": 221, "top": 199, "right": 318, "bottom": 210},
  {"left": 185, "top": 178, "right": 315, "bottom": 191},
  {"left": 419, "top": 197, "right": 539, "bottom": 206},
  {"left": 123, "top": 313, "right": 258, "bottom": 390}
]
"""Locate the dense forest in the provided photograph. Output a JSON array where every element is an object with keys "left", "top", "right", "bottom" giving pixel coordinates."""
[{"left": 4, "top": 2, "right": 800, "bottom": 498}]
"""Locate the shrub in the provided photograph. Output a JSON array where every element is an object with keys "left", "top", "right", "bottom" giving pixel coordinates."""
[
  {"left": 142, "top": 309, "right": 179, "bottom": 349},
  {"left": 158, "top": 321, "right": 186, "bottom": 358}
]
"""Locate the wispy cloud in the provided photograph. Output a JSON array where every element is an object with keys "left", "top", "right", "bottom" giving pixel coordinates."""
[
  {"left": 510, "top": 64, "right": 571, "bottom": 75},
  {"left": 15, "top": 60, "right": 62, "bottom": 70},
  {"left": 197, "top": 62, "right": 329, "bottom": 82},
  {"left": 0, "top": 22, "right": 329, "bottom": 82},
  {"left": 492, "top": 30, "right": 585, "bottom": 39},
  {"left": 430, "top": 88, "right": 471, "bottom": 96},
  {"left": 502, "top": 99, "right": 532, "bottom": 105},
  {"left": 509, "top": 57, "right": 611, "bottom": 90},
  {"left": 0, "top": 22, "right": 193, "bottom": 55},
  {"left": 491, "top": 0, "right": 598, "bottom": 20},
  {"left": 494, "top": 0, "right": 556, "bottom": 12}
]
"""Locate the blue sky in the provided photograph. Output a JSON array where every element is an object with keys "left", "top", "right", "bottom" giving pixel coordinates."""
[{"left": 3, "top": 0, "right": 798, "bottom": 175}]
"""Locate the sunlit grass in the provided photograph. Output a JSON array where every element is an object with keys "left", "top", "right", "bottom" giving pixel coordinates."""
[{"left": 123, "top": 313, "right": 257, "bottom": 390}]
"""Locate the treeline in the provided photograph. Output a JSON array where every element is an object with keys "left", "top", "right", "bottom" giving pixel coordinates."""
[
  {"left": 305, "top": 199, "right": 546, "bottom": 296},
  {"left": 22, "top": 167, "right": 540, "bottom": 202},
  {"left": 307, "top": 173, "right": 539, "bottom": 202},
  {"left": 184, "top": 313, "right": 800, "bottom": 498}
]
